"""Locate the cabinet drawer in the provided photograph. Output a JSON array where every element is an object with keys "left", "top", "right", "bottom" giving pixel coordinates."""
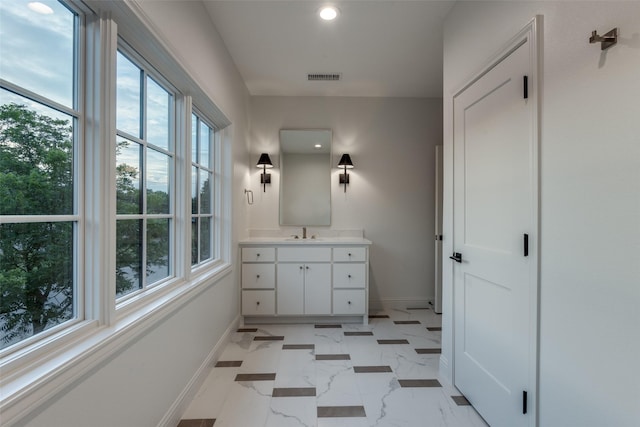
[
  {"left": 333, "top": 264, "right": 366, "bottom": 288},
  {"left": 242, "top": 247, "right": 275, "bottom": 262},
  {"left": 333, "top": 247, "right": 366, "bottom": 262},
  {"left": 242, "top": 290, "right": 275, "bottom": 316},
  {"left": 242, "top": 264, "right": 275, "bottom": 289},
  {"left": 278, "top": 247, "right": 331, "bottom": 262},
  {"left": 333, "top": 290, "right": 366, "bottom": 315}
]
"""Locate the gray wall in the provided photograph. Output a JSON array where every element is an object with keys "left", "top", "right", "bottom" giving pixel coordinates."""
[
  {"left": 249, "top": 96, "right": 443, "bottom": 308},
  {"left": 442, "top": 2, "right": 640, "bottom": 426}
]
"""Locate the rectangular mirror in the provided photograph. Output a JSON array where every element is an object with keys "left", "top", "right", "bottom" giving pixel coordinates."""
[{"left": 279, "top": 129, "right": 331, "bottom": 226}]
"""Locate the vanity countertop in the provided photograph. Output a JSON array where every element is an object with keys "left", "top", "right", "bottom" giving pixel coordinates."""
[{"left": 239, "top": 237, "right": 372, "bottom": 246}]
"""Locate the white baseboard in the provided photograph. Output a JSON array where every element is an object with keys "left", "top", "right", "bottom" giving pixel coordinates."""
[
  {"left": 157, "top": 314, "right": 240, "bottom": 427},
  {"left": 369, "top": 298, "right": 432, "bottom": 312},
  {"left": 243, "top": 315, "right": 365, "bottom": 325}
]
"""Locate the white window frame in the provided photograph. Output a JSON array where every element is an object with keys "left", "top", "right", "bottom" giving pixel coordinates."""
[
  {"left": 114, "top": 42, "right": 178, "bottom": 306},
  {"left": 190, "top": 109, "right": 220, "bottom": 271},
  {"left": 0, "top": 0, "right": 85, "bottom": 358},
  {"left": 0, "top": 1, "right": 233, "bottom": 424}
]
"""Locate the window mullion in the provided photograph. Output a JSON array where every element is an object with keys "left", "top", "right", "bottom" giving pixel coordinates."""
[
  {"left": 176, "top": 95, "right": 192, "bottom": 281},
  {"left": 141, "top": 216, "right": 147, "bottom": 290},
  {"left": 139, "top": 69, "right": 146, "bottom": 141},
  {"left": 0, "top": 215, "right": 80, "bottom": 224},
  {"left": 86, "top": 12, "right": 118, "bottom": 326},
  {"left": 0, "top": 79, "right": 79, "bottom": 118},
  {"left": 116, "top": 130, "right": 145, "bottom": 146},
  {"left": 73, "top": 8, "right": 84, "bottom": 326},
  {"left": 140, "top": 70, "right": 147, "bottom": 292},
  {"left": 197, "top": 157, "right": 202, "bottom": 264}
]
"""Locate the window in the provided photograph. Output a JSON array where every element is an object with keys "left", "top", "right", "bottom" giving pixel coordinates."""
[
  {"left": 115, "top": 49, "right": 175, "bottom": 300},
  {"left": 0, "top": 0, "right": 80, "bottom": 350},
  {"left": 1, "top": 2, "right": 232, "bottom": 419},
  {"left": 1, "top": 0, "right": 230, "bottom": 355},
  {"left": 191, "top": 112, "right": 217, "bottom": 267}
]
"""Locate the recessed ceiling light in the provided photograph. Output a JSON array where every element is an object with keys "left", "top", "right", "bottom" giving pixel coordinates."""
[
  {"left": 314, "top": 144, "right": 322, "bottom": 149},
  {"left": 28, "top": 2, "right": 54, "bottom": 14},
  {"left": 319, "top": 6, "right": 339, "bottom": 21}
]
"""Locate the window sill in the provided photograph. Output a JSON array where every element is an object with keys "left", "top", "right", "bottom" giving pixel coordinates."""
[{"left": 0, "top": 262, "right": 232, "bottom": 426}]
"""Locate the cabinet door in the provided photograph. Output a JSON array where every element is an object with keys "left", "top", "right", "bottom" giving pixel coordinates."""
[
  {"left": 304, "top": 263, "right": 332, "bottom": 315},
  {"left": 277, "top": 264, "right": 304, "bottom": 315}
]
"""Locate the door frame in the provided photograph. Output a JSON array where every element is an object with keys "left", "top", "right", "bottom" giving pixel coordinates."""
[
  {"left": 448, "top": 16, "right": 542, "bottom": 426},
  {"left": 435, "top": 145, "right": 443, "bottom": 314}
]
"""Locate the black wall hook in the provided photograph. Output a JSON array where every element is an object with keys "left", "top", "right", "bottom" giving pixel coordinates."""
[{"left": 589, "top": 28, "right": 618, "bottom": 50}]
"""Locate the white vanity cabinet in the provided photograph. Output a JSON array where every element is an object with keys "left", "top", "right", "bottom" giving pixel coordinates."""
[{"left": 239, "top": 239, "right": 371, "bottom": 324}]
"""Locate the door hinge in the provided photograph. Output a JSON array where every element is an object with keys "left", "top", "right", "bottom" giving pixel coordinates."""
[
  {"left": 523, "top": 233, "right": 529, "bottom": 257},
  {"left": 523, "top": 76, "right": 529, "bottom": 99},
  {"left": 522, "top": 390, "right": 528, "bottom": 414}
]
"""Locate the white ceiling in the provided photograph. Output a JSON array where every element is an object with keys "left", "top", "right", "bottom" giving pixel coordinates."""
[{"left": 202, "top": 1, "right": 455, "bottom": 98}]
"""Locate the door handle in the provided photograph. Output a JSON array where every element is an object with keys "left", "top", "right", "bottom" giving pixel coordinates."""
[{"left": 449, "top": 252, "right": 462, "bottom": 263}]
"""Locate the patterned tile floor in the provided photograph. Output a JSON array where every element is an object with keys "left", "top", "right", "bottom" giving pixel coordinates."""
[{"left": 179, "top": 308, "right": 488, "bottom": 427}]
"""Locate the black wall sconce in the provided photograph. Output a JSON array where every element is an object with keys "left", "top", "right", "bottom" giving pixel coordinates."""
[
  {"left": 338, "top": 153, "right": 354, "bottom": 193},
  {"left": 256, "top": 153, "right": 273, "bottom": 192}
]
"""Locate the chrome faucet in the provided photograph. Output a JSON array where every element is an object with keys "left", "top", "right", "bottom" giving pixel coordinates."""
[{"left": 302, "top": 227, "right": 307, "bottom": 239}]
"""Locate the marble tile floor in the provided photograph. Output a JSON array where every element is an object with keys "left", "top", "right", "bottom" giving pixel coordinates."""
[{"left": 179, "top": 308, "right": 488, "bottom": 427}]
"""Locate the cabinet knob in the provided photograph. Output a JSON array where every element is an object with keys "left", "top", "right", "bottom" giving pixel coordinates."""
[
  {"left": 256, "top": 274, "right": 260, "bottom": 278},
  {"left": 299, "top": 266, "right": 304, "bottom": 270},
  {"left": 256, "top": 253, "right": 260, "bottom": 257},
  {"left": 256, "top": 301, "right": 260, "bottom": 305},
  {"left": 348, "top": 301, "right": 352, "bottom": 305},
  {"left": 348, "top": 274, "right": 352, "bottom": 278},
  {"left": 306, "top": 266, "right": 309, "bottom": 270},
  {"left": 348, "top": 253, "right": 352, "bottom": 257}
]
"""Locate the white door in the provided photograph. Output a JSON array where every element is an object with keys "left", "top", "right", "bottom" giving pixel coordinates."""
[
  {"left": 453, "top": 33, "right": 538, "bottom": 427},
  {"left": 277, "top": 264, "right": 304, "bottom": 315},
  {"left": 304, "top": 263, "right": 332, "bottom": 314}
]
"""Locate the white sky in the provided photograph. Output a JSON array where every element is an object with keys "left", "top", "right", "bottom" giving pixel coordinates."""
[
  {"left": 1, "top": 1, "right": 172, "bottom": 195},
  {"left": 0, "top": 0, "right": 74, "bottom": 108}
]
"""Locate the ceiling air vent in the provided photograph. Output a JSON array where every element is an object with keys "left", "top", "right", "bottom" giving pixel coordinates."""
[{"left": 307, "top": 73, "right": 341, "bottom": 81}]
